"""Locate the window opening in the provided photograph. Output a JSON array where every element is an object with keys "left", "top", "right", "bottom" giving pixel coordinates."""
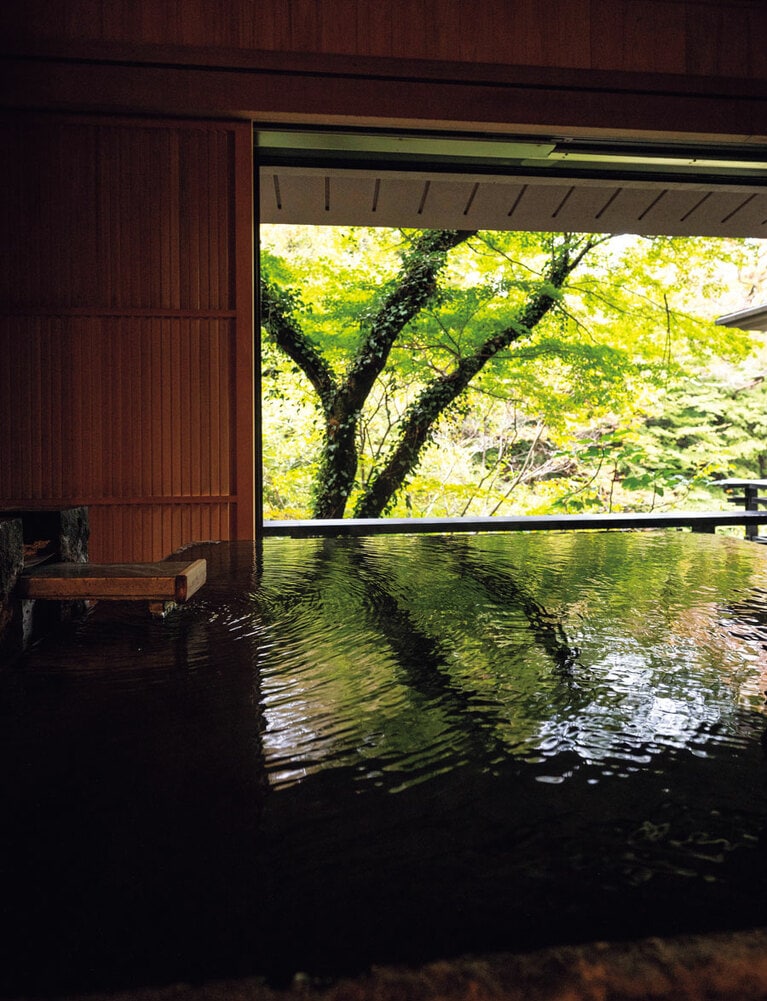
[{"left": 255, "top": 128, "right": 767, "bottom": 536}]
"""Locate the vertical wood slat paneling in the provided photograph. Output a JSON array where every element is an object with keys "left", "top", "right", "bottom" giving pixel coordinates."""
[
  {"left": 355, "top": 0, "right": 394, "bottom": 58},
  {"left": 232, "top": 114, "right": 254, "bottom": 542},
  {"left": 0, "top": 318, "right": 237, "bottom": 497},
  {"left": 684, "top": 2, "right": 767, "bottom": 79},
  {"left": 87, "top": 504, "right": 233, "bottom": 562},
  {"left": 4, "top": 0, "right": 766, "bottom": 80},
  {"left": 590, "top": 0, "right": 687, "bottom": 74},
  {"left": 1, "top": 120, "right": 236, "bottom": 313},
  {"left": 0, "top": 116, "right": 254, "bottom": 561}
]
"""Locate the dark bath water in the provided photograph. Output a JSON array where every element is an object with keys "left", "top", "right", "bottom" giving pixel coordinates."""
[{"left": 2, "top": 532, "right": 767, "bottom": 996}]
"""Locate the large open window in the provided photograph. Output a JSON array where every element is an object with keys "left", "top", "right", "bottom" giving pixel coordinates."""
[{"left": 255, "top": 128, "right": 767, "bottom": 534}]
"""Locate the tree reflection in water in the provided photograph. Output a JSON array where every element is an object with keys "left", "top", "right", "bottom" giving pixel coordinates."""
[{"left": 2, "top": 533, "right": 766, "bottom": 995}]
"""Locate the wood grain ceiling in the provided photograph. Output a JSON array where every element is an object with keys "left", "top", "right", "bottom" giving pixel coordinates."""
[{"left": 260, "top": 166, "right": 767, "bottom": 238}]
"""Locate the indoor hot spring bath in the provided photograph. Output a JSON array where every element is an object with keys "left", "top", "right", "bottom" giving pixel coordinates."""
[{"left": 2, "top": 530, "right": 767, "bottom": 1001}]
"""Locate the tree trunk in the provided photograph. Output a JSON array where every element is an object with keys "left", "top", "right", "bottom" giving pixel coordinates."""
[
  {"left": 354, "top": 237, "right": 592, "bottom": 517},
  {"left": 312, "top": 402, "right": 361, "bottom": 519},
  {"left": 262, "top": 230, "right": 475, "bottom": 519},
  {"left": 262, "top": 231, "right": 602, "bottom": 521}
]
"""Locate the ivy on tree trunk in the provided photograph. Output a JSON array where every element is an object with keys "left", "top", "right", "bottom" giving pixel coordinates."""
[{"left": 261, "top": 231, "right": 604, "bottom": 519}]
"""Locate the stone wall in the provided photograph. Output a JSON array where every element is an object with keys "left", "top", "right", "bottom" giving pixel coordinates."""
[
  {"left": 0, "top": 516, "right": 24, "bottom": 662},
  {"left": 0, "top": 507, "right": 89, "bottom": 664}
]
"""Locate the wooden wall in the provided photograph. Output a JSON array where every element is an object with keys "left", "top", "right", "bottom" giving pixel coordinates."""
[
  {"left": 1, "top": 0, "right": 765, "bottom": 561},
  {"left": 3, "top": 1, "right": 766, "bottom": 142},
  {"left": 5, "top": 0, "right": 767, "bottom": 80},
  {"left": 0, "top": 116, "right": 254, "bottom": 562}
]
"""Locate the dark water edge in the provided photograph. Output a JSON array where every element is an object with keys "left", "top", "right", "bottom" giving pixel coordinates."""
[{"left": 1, "top": 535, "right": 767, "bottom": 998}]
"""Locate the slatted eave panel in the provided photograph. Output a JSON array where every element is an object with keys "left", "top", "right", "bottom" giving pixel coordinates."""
[
  {"left": 635, "top": 188, "right": 767, "bottom": 236},
  {"left": 261, "top": 168, "right": 767, "bottom": 239}
]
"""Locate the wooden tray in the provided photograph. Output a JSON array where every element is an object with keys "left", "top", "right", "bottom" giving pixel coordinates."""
[{"left": 18, "top": 559, "right": 207, "bottom": 603}]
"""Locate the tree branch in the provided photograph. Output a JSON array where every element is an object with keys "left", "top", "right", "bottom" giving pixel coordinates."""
[
  {"left": 342, "top": 229, "right": 476, "bottom": 413},
  {"left": 260, "top": 276, "right": 338, "bottom": 412},
  {"left": 311, "top": 229, "right": 475, "bottom": 518},
  {"left": 354, "top": 234, "right": 595, "bottom": 517}
]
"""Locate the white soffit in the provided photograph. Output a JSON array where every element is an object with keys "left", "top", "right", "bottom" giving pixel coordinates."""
[{"left": 260, "top": 166, "right": 767, "bottom": 239}]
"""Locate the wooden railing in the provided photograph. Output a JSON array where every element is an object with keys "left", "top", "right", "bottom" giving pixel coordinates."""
[
  {"left": 718, "top": 479, "right": 767, "bottom": 541},
  {"left": 262, "top": 497, "right": 767, "bottom": 540}
]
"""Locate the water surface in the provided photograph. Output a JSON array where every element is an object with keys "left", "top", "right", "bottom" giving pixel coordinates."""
[{"left": 2, "top": 531, "right": 767, "bottom": 995}]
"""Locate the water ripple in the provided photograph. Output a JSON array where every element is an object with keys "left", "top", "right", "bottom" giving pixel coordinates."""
[{"left": 252, "top": 531, "right": 767, "bottom": 792}]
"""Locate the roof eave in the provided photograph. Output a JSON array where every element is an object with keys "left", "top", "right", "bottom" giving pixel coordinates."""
[{"left": 716, "top": 303, "right": 767, "bottom": 331}]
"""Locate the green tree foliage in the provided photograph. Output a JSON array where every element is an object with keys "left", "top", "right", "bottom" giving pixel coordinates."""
[{"left": 260, "top": 226, "right": 764, "bottom": 519}]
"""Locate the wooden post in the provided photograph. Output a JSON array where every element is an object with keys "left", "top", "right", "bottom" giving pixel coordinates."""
[
  {"left": 743, "top": 483, "right": 759, "bottom": 541},
  {"left": 718, "top": 479, "right": 767, "bottom": 542}
]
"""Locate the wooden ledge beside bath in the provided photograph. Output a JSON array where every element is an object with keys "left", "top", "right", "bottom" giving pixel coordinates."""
[{"left": 17, "top": 559, "right": 207, "bottom": 615}]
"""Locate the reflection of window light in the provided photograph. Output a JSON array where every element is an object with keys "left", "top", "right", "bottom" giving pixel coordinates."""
[
  {"left": 532, "top": 644, "right": 729, "bottom": 767},
  {"left": 647, "top": 696, "right": 697, "bottom": 738}
]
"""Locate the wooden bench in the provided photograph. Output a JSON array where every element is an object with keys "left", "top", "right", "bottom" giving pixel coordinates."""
[{"left": 17, "top": 559, "right": 207, "bottom": 616}]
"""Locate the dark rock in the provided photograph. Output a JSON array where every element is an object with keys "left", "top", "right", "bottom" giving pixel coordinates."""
[
  {"left": 0, "top": 516, "right": 24, "bottom": 662},
  {"left": 0, "top": 506, "right": 89, "bottom": 663}
]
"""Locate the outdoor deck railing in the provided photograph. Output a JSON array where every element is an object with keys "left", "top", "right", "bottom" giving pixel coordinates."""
[
  {"left": 262, "top": 480, "right": 767, "bottom": 540},
  {"left": 719, "top": 478, "right": 767, "bottom": 540}
]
